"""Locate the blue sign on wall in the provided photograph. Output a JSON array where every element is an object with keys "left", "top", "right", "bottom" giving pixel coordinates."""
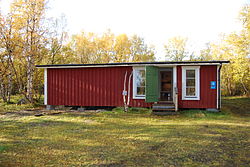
[{"left": 210, "top": 81, "right": 216, "bottom": 89}]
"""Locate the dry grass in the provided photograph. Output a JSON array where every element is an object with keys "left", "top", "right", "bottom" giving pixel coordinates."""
[{"left": 0, "top": 96, "right": 249, "bottom": 167}]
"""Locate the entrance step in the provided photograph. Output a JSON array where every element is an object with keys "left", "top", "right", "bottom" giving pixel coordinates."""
[
  {"left": 152, "top": 111, "right": 179, "bottom": 115},
  {"left": 158, "top": 101, "right": 174, "bottom": 104},
  {"left": 152, "top": 105, "right": 175, "bottom": 110},
  {"left": 152, "top": 101, "right": 177, "bottom": 113},
  {"left": 153, "top": 103, "right": 174, "bottom": 106}
]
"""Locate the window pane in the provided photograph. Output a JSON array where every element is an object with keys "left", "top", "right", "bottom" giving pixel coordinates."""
[
  {"left": 186, "top": 69, "right": 196, "bottom": 96},
  {"left": 139, "top": 70, "right": 145, "bottom": 78},
  {"left": 186, "top": 87, "right": 195, "bottom": 96},
  {"left": 186, "top": 79, "right": 195, "bottom": 86},
  {"left": 136, "top": 70, "right": 145, "bottom": 87},
  {"left": 137, "top": 87, "right": 145, "bottom": 95},
  {"left": 186, "top": 70, "right": 195, "bottom": 78},
  {"left": 135, "top": 69, "right": 145, "bottom": 96}
]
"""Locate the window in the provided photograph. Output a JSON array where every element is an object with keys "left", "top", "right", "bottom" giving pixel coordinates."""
[
  {"left": 182, "top": 66, "right": 200, "bottom": 100},
  {"left": 133, "top": 67, "right": 146, "bottom": 99}
]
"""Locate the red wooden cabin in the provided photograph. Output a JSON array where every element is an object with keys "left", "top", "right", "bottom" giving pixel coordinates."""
[{"left": 36, "top": 61, "right": 229, "bottom": 111}]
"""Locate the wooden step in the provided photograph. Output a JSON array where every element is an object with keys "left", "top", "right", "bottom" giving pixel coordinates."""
[
  {"left": 152, "top": 105, "right": 175, "bottom": 109},
  {"left": 153, "top": 103, "right": 174, "bottom": 106},
  {"left": 152, "top": 108, "right": 175, "bottom": 111},
  {"left": 152, "top": 101, "right": 176, "bottom": 113},
  {"left": 157, "top": 101, "right": 174, "bottom": 104},
  {"left": 152, "top": 111, "right": 179, "bottom": 115}
]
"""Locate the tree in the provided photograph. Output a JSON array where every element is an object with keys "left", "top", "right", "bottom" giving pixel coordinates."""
[
  {"left": 200, "top": 32, "right": 250, "bottom": 96},
  {"left": 67, "top": 30, "right": 155, "bottom": 64},
  {"left": 0, "top": 11, "right": 22, "bottom": 102},
  {"left": 95, "top": 29, "right": 115, "bottom": 63},
  {"left": 190, "top": 5, "right": 250, "bottom": 96},
  {"left": 0, "top": 0, "right": 69, "bottom": 103},
  {"left": 47, "top": 15, "right": 67, "bottom": 65},
  {"left": 10, "top": 0, "right": 48, "bottom": 102},
  {"left": 70, "top": 32, "right": 97, "bottom": 63},
  {"left": 130, "top": 35, "right": 155, "bottom": 62},
  {"left": 164, "top": 36, "right": 190, "bottom": 61},
  {"left": 198, "top": 43, "right": 213, "bottom": 61},
  {"left": 240, "top": 4, "right": 250, "bottom": 35},
  {"left": 113, "top": 34, "right": 131, "bottom": 62}
]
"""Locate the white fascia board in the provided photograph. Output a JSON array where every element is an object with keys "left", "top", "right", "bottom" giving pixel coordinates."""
[
  {"left": 36, "top": 63, "right": 222, "bottom": 69},
  {"left": 37, "top": 64, "right": 134, "bottom": 69}
]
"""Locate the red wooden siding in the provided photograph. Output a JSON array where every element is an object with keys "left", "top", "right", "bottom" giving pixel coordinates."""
[
  {"left": 177, "top": 65, "right": 218, "bottom": 109},
  {"left": 47, "top": 65, "right": 218, "bottom": 109},
  {"left": 47, "top": 67, "right": 150, "bottom": 107}
]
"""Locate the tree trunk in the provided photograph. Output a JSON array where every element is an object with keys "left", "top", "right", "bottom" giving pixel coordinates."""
[
  {"left": 7, "top": 72, "right": 13, "bottom": 103},
  {"left": 27, "top": 56, "right": 34, "bottom": 103},
  {"left": 0, "top": 76, "right": 7, "bottom": 102},
  {"left": 240, "top": 77, "right": 249, "bottom": 95}
]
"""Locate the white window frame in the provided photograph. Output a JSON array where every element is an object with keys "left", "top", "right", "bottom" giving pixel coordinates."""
[
  {"left": 133, "top": 67, "right": 146, "bottom": 99},
  {"left": 182, "top": 66, "right": 200, "bottom": 100}
]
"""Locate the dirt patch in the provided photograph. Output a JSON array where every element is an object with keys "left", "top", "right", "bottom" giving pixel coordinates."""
[
  {"left": 1, "top": 110, "right": 36, "bottom": 116},
  {"left": 0, "top": 110, "right": 64, "bottom": 118},
  {"left": 83, "top": 119, "right": 98, "bottom": 124},
  {"left": 0, "top": 109, "right": 107, "bottom": 118}
]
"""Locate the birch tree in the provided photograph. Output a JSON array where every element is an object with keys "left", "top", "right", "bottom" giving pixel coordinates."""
[
  {"left": 0, "top": 11, "right": 21, "bottom": 102},
  {"left": 192, "top": 5, "right": 250, "bottom": 96},
  {"left": 47, "top": 15, "right": 67, "bottom": 64},
  {"left": 11, "top": 0, "right": 48, "bottom": 102},
  {"left": 68, "top": 30, "right": 155, "bottom": 64},
  {"left": 164, "top": 36, "right": 190, "bottom": 61},
  {"left": 130, "top": 35, "right": 155, "bottom": 62}
]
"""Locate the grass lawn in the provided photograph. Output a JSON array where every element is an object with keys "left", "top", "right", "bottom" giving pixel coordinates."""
[{"left": 0, "top": 97, "right": 249, "bottom": 167}]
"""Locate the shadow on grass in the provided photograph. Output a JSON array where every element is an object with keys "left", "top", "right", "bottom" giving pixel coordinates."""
[
  {"left": 0, "top": 112, "right": 250, "bottom": 166},
  {"left": 222, "top": 96, "right": 250, "bottom": 116}
]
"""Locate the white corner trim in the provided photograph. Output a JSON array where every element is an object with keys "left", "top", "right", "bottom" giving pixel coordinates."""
[
  {"left": 133, "top": 67, "right": 146, "bottom": 99},
  {"left": 182, "top": 66, "right": 200, "bottom": 100},
  {"left": 44, "top": 68, "right": 47, "bottom": 105},
  {"left": 173, "top": 66, "right": 177, "bottom": 103}
]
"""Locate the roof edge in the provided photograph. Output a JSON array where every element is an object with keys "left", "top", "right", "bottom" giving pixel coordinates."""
[{"left": 36, "top": 60, "right": 230, "bottom": 68}]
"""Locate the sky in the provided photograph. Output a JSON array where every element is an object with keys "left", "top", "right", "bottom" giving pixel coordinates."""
[{"left": 1, "top": 0, "right": 249, "bottom": 60}]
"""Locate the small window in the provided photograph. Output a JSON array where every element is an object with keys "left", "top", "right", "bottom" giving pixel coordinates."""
[
  {"left": 182, "top": 66, "right": 200, "bottom": 100},
  {"left": 133, "top": 67, "right": 146, "bottom": 99}
]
